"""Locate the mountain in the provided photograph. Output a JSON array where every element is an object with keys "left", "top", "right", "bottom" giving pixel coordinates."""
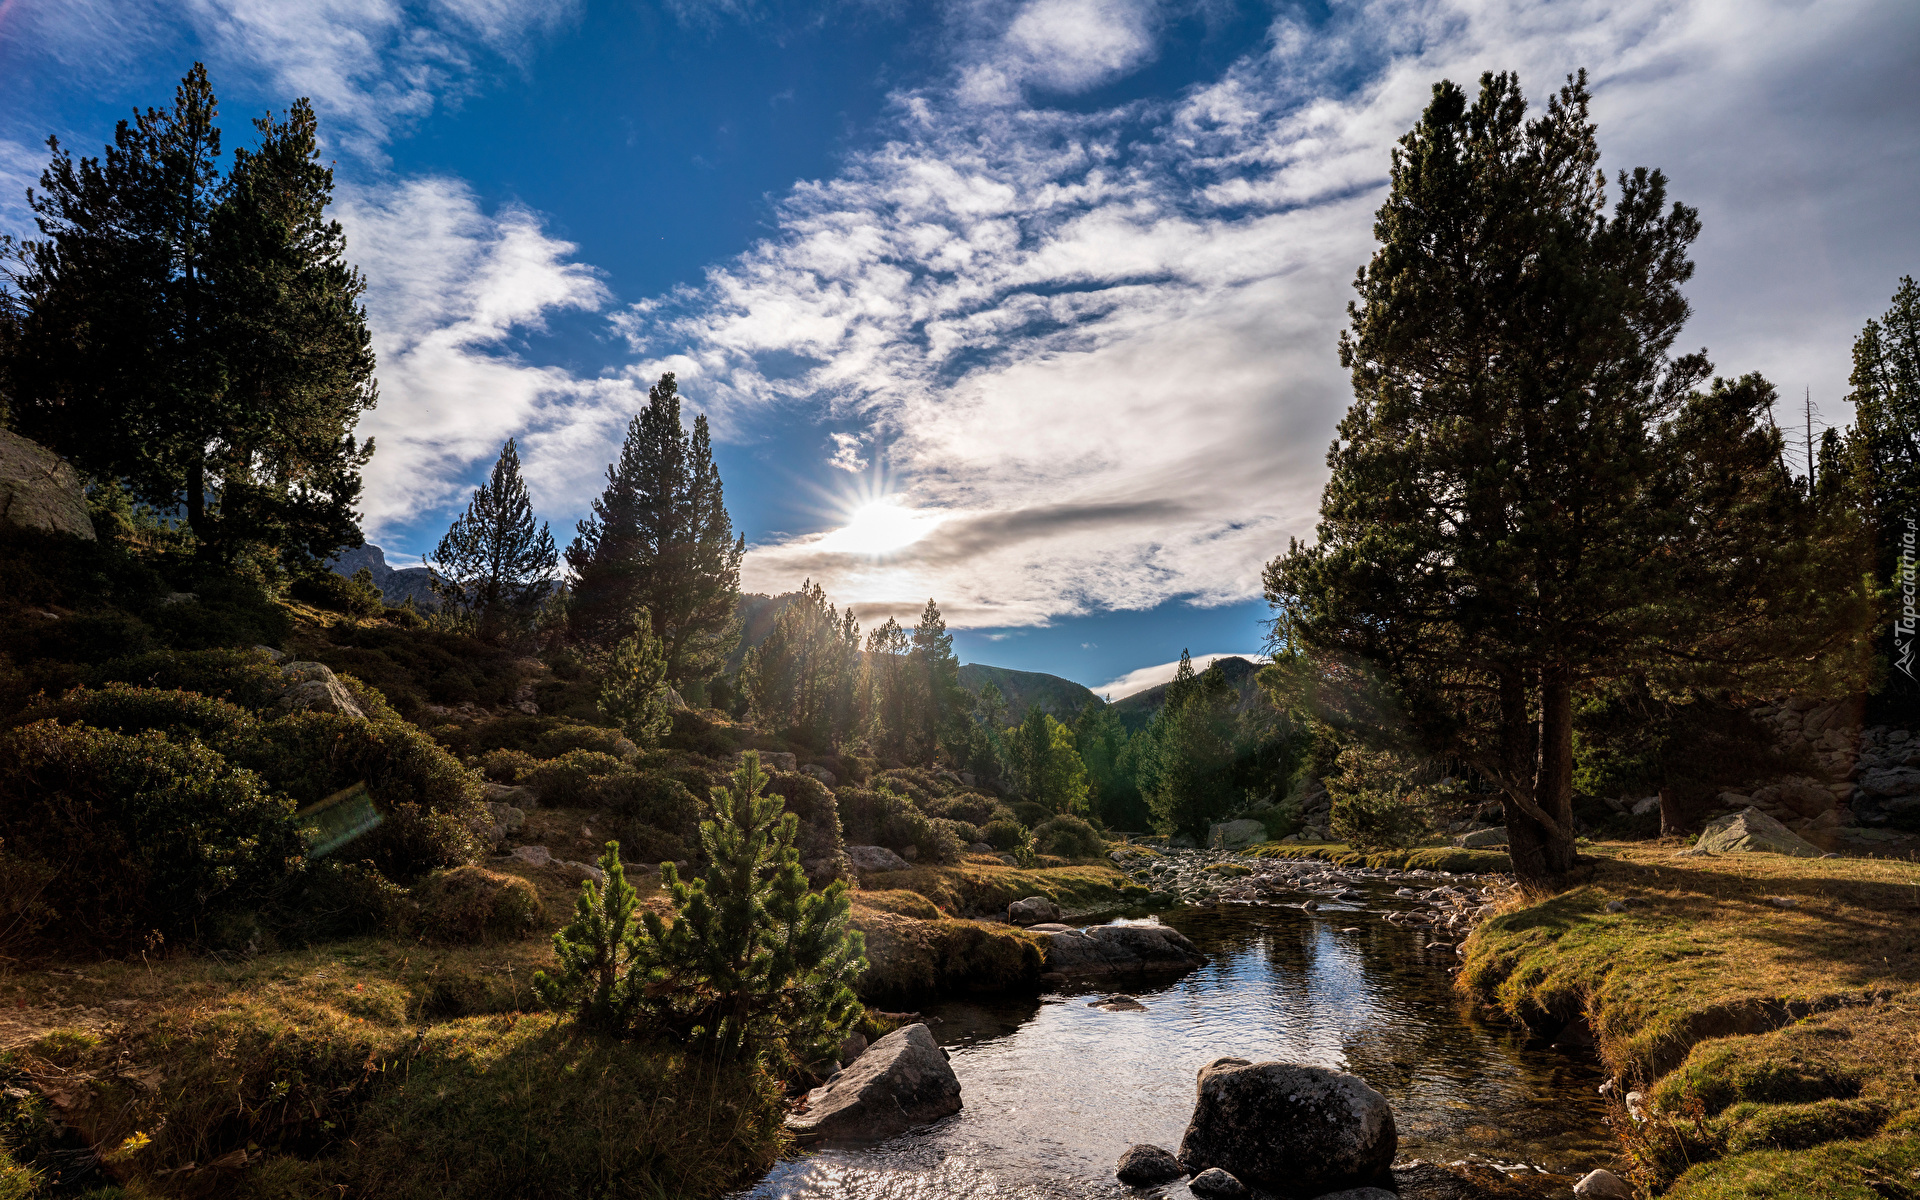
[
  {"left": 957, "top": 663, "right": 1100, "bottom": 725},
  {"left": 328, "top": 544, "right": 438, "bottom": 610},
  {"left": 1108, "top": 655, "right": 1265, "bottom": 732}
]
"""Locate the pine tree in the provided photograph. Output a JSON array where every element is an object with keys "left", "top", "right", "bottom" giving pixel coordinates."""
[
  {"left": 565, "top": 374, "right": 744, "bottom": 683},
  {"left": 598, "top": 611, "right": 672, "bottom": 746},
  {"left": 908, "top": 598, "right": 967, "bottom": 764},
  {"left": 3, "top": 66, "right": 376, "bottom": 563},
  {"left": 1011, "top": 708, "right": 1090, "bottom": 814},
  {"left": 739, "top": 580, "right": 860, "bottom": 749},
  {"left": 1846, "top": 277, "right": 1920, "bottom": 585},
  {"left": 536, "top": 754, "right": 867, "bottom": 1065},
  {"left": 1267, "top": 71, "right": 1871, "bottom": 889},
  {"left": 1143, "top": 656, "right": 1238, "bottom": 838},
  {"left": 863, "top": 616, "right": 912, "bottom": 761},
  {"left": 429, "top": 438, "right": 557, "bottom": 641},
  {"left": 1075, "top": 699, "right": 1143, "bottom": 830}
]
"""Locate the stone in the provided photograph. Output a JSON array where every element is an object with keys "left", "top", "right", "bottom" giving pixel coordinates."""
[
  {"left": 1115, "top": 1143, "right": 1185, "bottom": 1185},
  {"left": 508, "top": 845, "right": 552, "bottom": 868},
  {"left": 1208, "top": 818, "right": 1269, "bottom": 850},
  {"left": 1631, "top": 795, "right": 1661, "bottom": 816},
  {"left": 558, "top": 860, "right": 606, "bottom": 885},
  {"left": 475, "top": 800, "right": 526, "bottom": 848},
  {"left": 1091, "top": 994, "right": 1148, "bottom": 1012},
  {"left": 1452, "top": 826, "right": 1508, "bottom": 848},
  {"left": 483, "top": 782, "right": 539, "bottom": 808},
  {"left": 1752, "top": 780, "right": 1836, "bottom": 818},
  {"left": 801, "top": 762, "right": 838, "bottom": 787},
  {"left": 273, "top": 662, "right": 367, "bottom": 720},
  {"left": 1044, "top": 924, "right": 1204, "bottom": 978},
  {"left": 1858, "top": 766, "right": 1920, "bottom": 797},
  {"left": 1309, "top": 1191, "right": 1398, "bottom": 1200},
  {"left": 735, "top": 749, "right": 798, "bottom": 773},
  {"left": 968, "top": 841, "right": 996, "bottom": 854},
  {"left": 662, "top": 686, "right": 690, "bottom": 711},
  {"left": 839, "top": 1031, "right": 868, "bottom": 1064},
  {"left": 845, "top": 844, "right": 912, "bottom": 873},
  {"left": 785, "top": 1023, "right": 961, "bottom": 1143},
  {"left": 0, "top": 430, "right": 95, "bottom": 540},
  {"left": 252, "top": 644, "right": 288, "bottom": 663},
  {"left": 1188, "top": 1167, "right": 1248, "bottom": 1197},
  {"left": 1006, "top": 896, "right": 1063, "bottom": 926},
  {"left": 1177, "top": 1059, "right": 1396, "bottom": 1193},
  {"left": 1687, "top": 807, "right": 1823, "bottom": 858},
  {"left": 1574, "top": 1167, "right": 1634, "bottom": 1199}
]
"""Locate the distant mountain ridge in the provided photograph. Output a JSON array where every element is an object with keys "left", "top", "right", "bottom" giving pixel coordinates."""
[
  {"left": 1109, "top": 655, "right": 1265, "bottom": 731},
  {"left": 327, "top": 545, "right": 439, "bottom": 610},
  {"left": 957, "top": 663, "right": 1099, "bottom": 725}
]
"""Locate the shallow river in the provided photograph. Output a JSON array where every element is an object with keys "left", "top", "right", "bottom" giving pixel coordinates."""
[{"left": 741, "top": 895, "right": 1614, "bottom": 1199}]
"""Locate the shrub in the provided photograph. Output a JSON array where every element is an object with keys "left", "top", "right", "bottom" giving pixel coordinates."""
[
  {"left": 837, "top": 786, "right": 963, "bottom": 863},
  {"left": 291, "top": 568, "right": 384, "bottom": 617},
  {"left": 1031, "top": 813, "right": 1104, "bottom": 859},
  {"left": 18, "top": 684, "right": 256, "bottom": 746},
  {"left": 523, "top": 750, "right": 625, "bottom": 807},
  {"left": 759, "top": 770, "right": 846, "bottom": 865},
  {"left": 591, "top": 770, "right": 702, "bottom": 861},
  {"left": 478, "top": 748, "right": 539, "bottom": 783},
  {"left": 0, "top": 721, "right": 302, "bottom": 943},
  {"left": 934, "top": 817, "right": 983, "bottom": 846},
  {"left": 534, "top": 723, "right": 634, "bottom": 760},
  {"left": 411, "top": 866, "right": 543, "bottom": 942},
  {"left": 294, "top": 859, "right": 410, "bottom": 939},
  {"left": 1326, "top": 746, "right": 1456, "bottom": 852},
  {"left": 147, "top": 582, "right": 291, "bottom": 650},
  {"left": 661, "top": 708, "right": 741, "bottom": 758},
  {"left": 93, "top": 648, "right": 287, "bottom": 709},
  {"left": 1008, "top": 800, "right": 1053, "bottom": 828},
  {"left": 231, "top": 712, "right": 482, "bottom": 883},
  {"left": 535, "top": 755, "right": 865, "bottom": 1066},
  {"left": 982, "top": 817, "right": 1027, "bottom": 851},
  {"left": 16, "top": 610, "right": 155, "bottom": 665},
  {"left": 921, "top": 791, "right": 999, "bottom": 826}
]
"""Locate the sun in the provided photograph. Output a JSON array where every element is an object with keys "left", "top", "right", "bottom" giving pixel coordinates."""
[{"left": 817, "top": 499, "right": 942, "bottom": 557}]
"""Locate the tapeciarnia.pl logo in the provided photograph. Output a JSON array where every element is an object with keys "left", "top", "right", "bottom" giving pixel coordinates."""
[{"left": 1899, "top": 515, "right": 1917, "bottom": 680}]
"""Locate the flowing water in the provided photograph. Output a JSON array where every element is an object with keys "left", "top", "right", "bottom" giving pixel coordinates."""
[{"left": 741, "top": 891, "right": 1615, "bottom": 1200}]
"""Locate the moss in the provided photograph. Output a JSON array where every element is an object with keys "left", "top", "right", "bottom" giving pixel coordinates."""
[
  {"left": 852, "top": 907, "right": 1046, "bottom": 1004},
  {"left": 1653, "top": 1034, "right": 1862, "bottom": 1116},
  {"left": 27, "top": 1027, "right": 101, "bottom": 1067},
  {"left": 856, "top": 860, "right": 1125, "bottom": 917},
  {"left": 1718, "top": 1098, "right": 1886, "bottom": 1153},
  {"left": 1667, "top": 1132, "right": 1920, "bottom": 1199}
]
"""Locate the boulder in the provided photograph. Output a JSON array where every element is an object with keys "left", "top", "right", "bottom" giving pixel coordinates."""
[
  {"left": 1687, "top": 807, "right": 1822, "bottom": 858},
  {"left": 968, "top": 841, "right": 996, "bottom": 854},
  {"left": 508, "top": 845, "right": 552, "bottom": 868},
  {"left": 1751, "top": 779, "right": 1835, "bottom": 818},
  {"left": 1006, "top": 896, "right": 1062, "bottom": 926},
  {"left": 1308, "top": 1190, "right": 1397, "bottom": 1200},
  {"left": 838, "top": 1031, "right": 868, "bottom": 1064},
  {"left": 1857, "top": 766, "right": 1920, "bottom": 797},
  {"left": 475, "top": 801, "right": 525, "bottom": 848},
  {"left": 735, "top": 750, "right": 798, "bottom": 773},
  {"left": 0, "top": 430, "right": 95, "bottom": 540},
  {"left": 1189, "top": 1167, "right": 1248, "bottom": 1197},
  {"left": 846, "top": 844, "right": 912, "bottom": 873},
  {"left": 784, "top": 1023, "right": 961, "bottom": 1143},
  {"left": 1115, "top": 1143, "right": 1185, "bottom": 1185},
  {"left": 1177, "top": 1059, "right": 1396, "bottom": 1193},
  {"left": 1452, "top": 826, "right": 1508, "bottom": 849},
  {"left": 274, "top": 662, "right": 367, "bottom": 720},
  {"left": 483, "top": 782, "right": 539, "bottom": 809},
  {"left": 1573, "top": 1168, "right": 1634, "bottom": 1199},
  {"left": 1043, "top": 923, "right": 1204, "bottom": 978},
  {"left": 1631, "top": 795, "right": 1661, "bottom": 816},
  {"left": 558, "top": 860, "right": 606, "bottom": 885},
  {"left": 801, "top": 762, "right": 838, "bottom": 787},
  {"left": 1208, "top": 818, "right": 1269, "bottom": 850}
]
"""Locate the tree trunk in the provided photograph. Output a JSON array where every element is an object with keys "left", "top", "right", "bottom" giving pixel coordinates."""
[
  {"left": 1532, "top": 663, "right": 1582, "bottom": 879},
  {"left": 1658, "top": 787, "right": 1687, "bottom": 838},
  {"left": 186, "top": 457, "right": 206, "bottom": 538},
  {"left": 1500, "top": 666, "right": 1581, "bottom": 892}
]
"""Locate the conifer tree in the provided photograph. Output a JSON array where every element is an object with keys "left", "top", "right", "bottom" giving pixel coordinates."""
[
  {"left": 428, "top": 438, "right": 557, "bottom": 641},
  {"left": 3, "top": 66, "right": 376, "bottom": 563},
  {"left": 1143, "top": 654, "right": 1238, "bottom": 838},
  {"left": 739, "top": 580, "right": 860, "bottom": 749},
  {"left": 863, "top": 616, "right": 912, "bottom": 761},
  {"left": 1268, "top": 71, "right": 1871, "bottom": 888},
  {"left": 1846, "top": 277, "right": 1920, "bottom": 580},
  {"left": 909, "top": 598, "right": 967, "bottom": 764},
  {"left": 598, "top": 610, "right": 672, "bottom": 746},
  {"left": 565, "top": 374, "right": 744, "bottom": 683}
]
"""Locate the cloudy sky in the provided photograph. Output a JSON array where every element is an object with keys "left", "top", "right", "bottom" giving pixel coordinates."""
[{"left": 4, "top": 0, "right": 1916, "bottom": 696}]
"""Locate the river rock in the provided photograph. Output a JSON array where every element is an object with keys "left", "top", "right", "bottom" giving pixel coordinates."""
[
  {"left": 0, "top": 429, "right": 95, "bottom": 540},
  {"left": 1208, "top": 818, "right": 1269, "bottom": 850},
  {"left": 1189, "top": 1167, "right": 1248, "bottom": 1197},
  {"left": 846, "top": 844, "right": 912, "bottom": 873},
  {"left": 1177, "top": 1058, "right": 1396, "bottom": 1193},
  {"left": 1044, "top": 924, "right": 1203, "bottom": 978},
  {"left": 785, "top": 1023, "right": 961, "bottom": 1143},
  {"left": 1007, "top": 896, "right": 1063, "bottom": 925},
  {"left": 274, "top": 662, "right": 367, "bottom": 720},
  {"left": 1116, "top": 1143, "right": 1185, "bottom": 1185},
  {"left": 1573, "top": 1168, "right": 1634, "bottom": 1199},
  {"left": 1686, "top": 807, "right": 1822, "bottom": 857},
  {"left": 1452, "top": 825, "right": 1508, "bottom": 848}
]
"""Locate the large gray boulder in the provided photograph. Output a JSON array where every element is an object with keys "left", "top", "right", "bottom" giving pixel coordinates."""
[
  {"left": 1044, "top": 923, "right": 1204, "bottom": 978},
  {"left": 1687, "top": 807, "right": 1822, "bottom": 858},
  {"left": 846, "top": 844, "right": 912, "bottom": 873},
  {"left": 1006, "top": 895, "right": 1062, "bottom": 926},
  {"left": 1115, "top": 1143, "right": 1184, "bottom": 1185},
  {"left": 275, "top": 662, "right": 367, "bottom": 720},
  {"left": 1452, "top": 826, "right": 1508, "bottom": 849},
  {"left": 1208, "top": 818, "right": 1269, "bottom": 850},
  {"left": 1177, "top": 1059, "right": 1396, "bottom": 1193},
  {"left": 0, "top": 430, "right": 94, "bottom": 540},
  {"left": 785, "top": 1023, "right": 961, "bottom": 1143}
]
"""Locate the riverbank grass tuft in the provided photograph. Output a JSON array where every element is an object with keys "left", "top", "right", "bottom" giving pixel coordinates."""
[{"left": 1246, "top": 840, "right": 1513, "bottom": 873}]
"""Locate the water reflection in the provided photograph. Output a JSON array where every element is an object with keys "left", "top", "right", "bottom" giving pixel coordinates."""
[{"left": 743, "top": 899, "right": 1611, "bottom": 1199}]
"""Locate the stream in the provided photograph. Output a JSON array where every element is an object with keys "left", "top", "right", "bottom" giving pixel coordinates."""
[{"left": 741, "top": 884, "right": 1617, "bottom": 1200}]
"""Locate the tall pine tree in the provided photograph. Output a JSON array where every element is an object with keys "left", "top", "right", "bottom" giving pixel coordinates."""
[
  {"left": 429, "top": 438, "right": 557, "bottom": 642},
  {"left": 566, "top": 373, "right": 744, "bottom": 683}
]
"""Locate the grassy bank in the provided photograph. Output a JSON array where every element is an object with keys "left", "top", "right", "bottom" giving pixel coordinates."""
[
  {"left": 1461, "top": 844, "right": 1920, "bottom": 1197},
  {"left": 1246, "top": 840, "right": 1514, "bottom": 874}
]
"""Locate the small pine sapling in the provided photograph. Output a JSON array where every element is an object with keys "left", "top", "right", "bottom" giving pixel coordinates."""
[
  {"left": 597, "top": 610, "right": 672, "bottom": 746},
  {"left": 532, "top": 842, "right": 644, "bottom": 1031}
]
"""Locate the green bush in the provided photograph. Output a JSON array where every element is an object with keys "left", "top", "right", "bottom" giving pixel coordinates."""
[
  {"left": 93, "top": 648, "right": 288, "bottom": 709},
  {"left": 758, "top": 770, "right": 845, "bottom": 865},
  {"left": 1008, "top": 800, "right": 1054, "bottom": 828},
  {"left": 146, "top": 578, "right": 291, "bottom": 649},
  {"left": 591, "top": 770, "right": 702, "bottom": 862},
  {"left": 295, "top": 623, "right": 524, "bottom": 715},
  {"left": 18, "top": 683, "right": 256, "bottom": 745},
  {"left": 0, "top": 720, "right": 302, "bottom": 943},
  {"left": 523, "top": 750, "right": 626, "bottom": 807},
  {"left": 293, "top": 859, "right": 410, "bottom": 939},
  {"left": 534, "top": 724, "right": 634, "bottom": 760},
  {"left": 935, "top": 817, "right": 983, "bottom": 846},
  {"left": 16, "top": 610, "right": 155, "bottom": 665},
  {"left": 1031, "top": 813, "right": 1104, "bottom": 859},
  {"left": 291, "top": 568, "right": 384, "bottom": 617},
  {"left": 922, "top": 791, "right": 999, "bottom": 826},
  {"left": 477, "top": 748, "right": 539, "bottom": 783},
  {"left": 230, "top": 712, "right": 481, "bottom": 883},
  {"left": 835, "top": 787, "right": 962, "bottom": 863},
  {"left": 982, "top": 817, "right": 1027, "bottom": 851},
  {"left": 411, "top": 866, "right": 543, "bottom": 942}
]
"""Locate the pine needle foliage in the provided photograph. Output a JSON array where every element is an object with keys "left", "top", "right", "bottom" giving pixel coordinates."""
[
  {"left": 429, "top": 438, "right": 556, "bottom": 642},
  {"left": 535, "top": 752, "right": 866, "bottom": 1067},
  {"left": 597, "top": 610, "right": 672, "bottom": 747}
]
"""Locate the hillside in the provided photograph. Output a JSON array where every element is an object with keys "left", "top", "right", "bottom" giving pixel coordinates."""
[
  {"left": 957, "top": 662, "right": 1100, "bottom": 724},
  {"left": 1109, "top": 654, "right": 1264, "bottom": 731},
  {"left": 328, "top": 544, "right": 439, "bottom": 609}
]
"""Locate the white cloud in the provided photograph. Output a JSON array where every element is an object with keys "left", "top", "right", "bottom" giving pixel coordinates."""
[
  {"left": 621, "top": 0, "right": 1920, "bottom": 630},
  {"left": 337, "top": 177, "right": 638, "bottom": 540},
  {"left": 826, "top": 431, "right": 871, "bottom": 472},
  {"left": 958, "top": 0, "right": 1162, "bottom": 104},
  {"left": 0, "top": 138, "right": 43, "bottom": 244},
  {"left": 1099, "top": 652, "right": 1265, "bottom": 700}
]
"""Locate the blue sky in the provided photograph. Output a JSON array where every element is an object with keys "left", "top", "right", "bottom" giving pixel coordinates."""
[{"left": 5, "top": 0, "right": 1917, "bottom": 696}]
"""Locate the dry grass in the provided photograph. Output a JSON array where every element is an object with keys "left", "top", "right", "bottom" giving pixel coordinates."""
[{"left": 1461, "top": 843, "right": 1920, "bottom": 1197}]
